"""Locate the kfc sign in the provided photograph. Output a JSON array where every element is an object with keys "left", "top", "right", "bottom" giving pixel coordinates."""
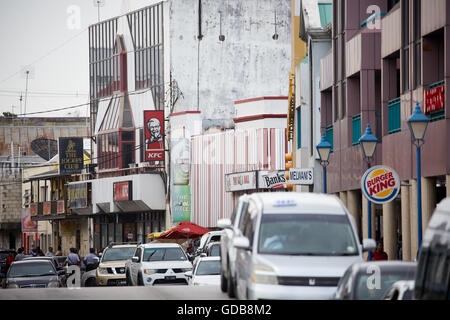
[
  {"left": 144, "top": 110, "right": 165, "bottom": 161},
  {"left": 114, "top": 181, "right": 132, "bottom": 201}
]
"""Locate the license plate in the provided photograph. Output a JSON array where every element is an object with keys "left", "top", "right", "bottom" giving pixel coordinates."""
[
  {"left": 117, "top": 280, "right": 127, "bottom": 285},
  {"left": 165, "top": 276, "right": 176, "bottom": 280}
]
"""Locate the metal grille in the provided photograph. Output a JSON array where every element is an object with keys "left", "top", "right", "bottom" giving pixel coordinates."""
[{"left": 277, "top": 276, "right": 340, "bottom": 287}]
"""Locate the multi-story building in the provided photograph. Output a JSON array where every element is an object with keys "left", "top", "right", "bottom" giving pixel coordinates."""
[
  {"left": 0, "top": 116, "right": 89, "bottom": 251},
  {"left": 312, "top": 0, "right": 449, "bottom": 261},
  {"left": 88, "top": 0, "right": 292, "bottom": 240}
]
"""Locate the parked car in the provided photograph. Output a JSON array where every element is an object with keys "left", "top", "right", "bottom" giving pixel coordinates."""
[
  {"left": 195, "top": 231, "right": 224, "bottom": 257},
  {"left": 334, "top": 261, "right": 417, "bottom": 300},
  {"left": 2, "top": 260, "right": 64, "bottom": 288},
  {"left": 96, "top": 243, "right": 137, "bottom": 286},
  {"left": 0, "top": 250, "right": 16, "bottom": 274},
  {"left": 383, "top": 280, "right": 415, "bottom": 300},
  {"left": 81, "top": 269, "right": 97, "bottom": 287},
  {"left": 217, "top": 194, "right": 249, "bottom": 297},
  {"left": 232, "top": 192, "right": 376, "bottom": 300},
  {"left": 206, "top": 241, "right": 221, "bottom": 257},
  {"left": 186, "top": 256, "right": 221, "bottom": 286},
  {"left": 125, "top": 243, "right": 193, "bottom": 286},
  {"left": 414, "top": 197, "right": 450, "bottom": 300},
  {"left": 23, "top": 256, "right": 64, "bottom": 272}
]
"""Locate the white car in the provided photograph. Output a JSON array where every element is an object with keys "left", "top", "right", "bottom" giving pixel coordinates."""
[
  {"left": 233, "top": 192, "right": 376, "bottom": 300},
  {"left": 125, "top": 243, "right": 193, "bottom": 286},
  {"left": 186, "top": 256, "right": 221, "bottom": 286},
  {"left": 195, "top": 231, "right": 224, "bottom": 256},
  {"left": 217, "top": 194, "right": 249, "bottom": 297}
]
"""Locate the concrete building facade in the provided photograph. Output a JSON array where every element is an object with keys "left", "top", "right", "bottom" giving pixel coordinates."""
[{"left": 313, "top": 0, "right": 449, "bottom": 260}]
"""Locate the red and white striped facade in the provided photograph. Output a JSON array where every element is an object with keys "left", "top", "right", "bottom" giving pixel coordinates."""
[{"left": 191, "top": 128, "right": 288, "bottom": 228}]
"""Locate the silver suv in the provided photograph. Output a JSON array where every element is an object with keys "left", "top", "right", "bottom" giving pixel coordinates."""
[{"left": 232, "top": 192, "right": 376, "bottom": 300}]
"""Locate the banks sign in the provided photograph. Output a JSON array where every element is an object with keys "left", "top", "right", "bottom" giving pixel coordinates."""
[
  {"left": 361, "top": 165, "right": 400, "bottom": 204},
  {"left": 258, "top": 171, "right": 286, "bottom": 189}
]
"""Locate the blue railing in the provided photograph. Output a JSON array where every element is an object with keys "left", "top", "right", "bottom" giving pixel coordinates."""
[{"left": 388, "top": 97, "right": 401, "bottom": 134}]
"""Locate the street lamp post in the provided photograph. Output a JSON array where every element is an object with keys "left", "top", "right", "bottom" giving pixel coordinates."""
[
  {"left": 407, "top": 102, "right": 429, "bottom": 249},
  {"left": 316, "top": 134, "right": 332, "bottom": 194},
  {"left": 359, "top": 124, "right": 379, "bottom": 261}
]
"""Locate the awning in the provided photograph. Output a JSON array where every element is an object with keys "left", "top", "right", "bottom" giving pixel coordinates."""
[{"left": 114, "top": 200, "right": 152, "bottom": 213}]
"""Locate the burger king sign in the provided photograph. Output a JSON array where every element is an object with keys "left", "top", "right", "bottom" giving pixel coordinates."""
[{"left": 361, "top": 166, "right": 400, "bottom": 204}]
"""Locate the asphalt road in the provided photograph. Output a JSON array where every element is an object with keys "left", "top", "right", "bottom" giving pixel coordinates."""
[{"left": 0, "top": 285, "right": 232, "bottom": 300}]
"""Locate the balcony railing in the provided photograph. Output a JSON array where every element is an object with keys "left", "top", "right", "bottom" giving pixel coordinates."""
[
  {"left": 30, "top": 200, "right": 66, "bottom": 218},
  {"left": 388, "top": 98, "right": 401, "bottom": 134}
]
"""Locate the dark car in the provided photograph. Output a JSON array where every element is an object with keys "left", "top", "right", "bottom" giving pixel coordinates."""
[
  {"left": 414, "top": 197, "right": 450, "bottom": 300},
  {"left": 2, "top": 260, "right": 64, "bottom": 289},
  {"left": 23, "top": 256, "right": 65, "bottom": 272},
  {"left": 0, "top": 250, "right": 16, "bottom": 274},
  {"left": 333, "top": 261, "right": 417, "bottom": 300}
]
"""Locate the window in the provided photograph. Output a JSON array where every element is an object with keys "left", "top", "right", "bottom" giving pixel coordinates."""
[
  {"left": 326, "top": 125, "right": 334, "bottom": 152},
  {"left": 296, "top": 108, "right": 301, "bottom": 149},
  {"left": 351, "top": 114, "right": 361, "bottom": 145},
  {"left": 341, "top": 81, "right": 346, "bottom": 119},
  {"left": 401, "top": 0, "right": 410, "bottom": 93},
  {"left": 388, "top": 98, "right": 401, "bottom": 134}
]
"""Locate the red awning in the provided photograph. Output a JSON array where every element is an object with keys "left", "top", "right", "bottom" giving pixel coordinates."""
[{"left": 158, "top": 221, "right": 211, "bottom": 240}]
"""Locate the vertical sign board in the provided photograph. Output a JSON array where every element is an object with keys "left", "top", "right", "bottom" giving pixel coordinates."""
[
  {"left": 58, "top": 137, "right": 84, "bottom": 175},
  {"left": 68, "top": 183, "right": 88, "bottom": 209},
  {"left": 21, "top": 208, "right": 38, "bottom": 233},
  {"left": 113, "top": 181, "right": 132, "bottom": 201},
  {"left": 172, "top": 185, "right": 191, "bottom": 222},
  {"left": 144, "top": 110, "right": 165, "bottom": 161}
]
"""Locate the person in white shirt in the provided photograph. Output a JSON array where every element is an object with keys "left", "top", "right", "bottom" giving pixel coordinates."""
[{"left": 45, "top": 247, "right": 55, "bottom": 257}]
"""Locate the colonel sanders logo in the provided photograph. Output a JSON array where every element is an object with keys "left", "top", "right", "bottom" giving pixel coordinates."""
[{"left": 146, "top": 117, "right": 163, "bottom": 145}]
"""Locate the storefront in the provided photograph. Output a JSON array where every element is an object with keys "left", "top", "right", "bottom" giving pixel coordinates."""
[{"left": 91, "top": 173, "right": 166, "bottom": 250}]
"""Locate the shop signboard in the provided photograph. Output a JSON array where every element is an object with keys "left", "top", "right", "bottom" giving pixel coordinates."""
[
  {"left": 21, "top": 208, "right": 37, "bottom": 233},
  {"left": 424, "top": 83, "right": 445, "bottom": 113},
  {"left": 58, "top": 137, "right": 84, "bottom": 175},
  {"left": 258, "top": 170, "right": 286, "bottom": 189},
  {"left": 173, "top": 185, "right": 191, "bottom": 222},
  {"left": 114, "top": 181, "right": 132, "bottom": 201},
  {"left": 225, "top": 171, "right": 257, "bottom": 192},
  {"left": 361, "top": 165, "right": 400, "bottom": 204},
  {"left": 289, "top": 168, "right": 314, "bottom": 185},
  {"left": 30, "top": 203, "right": 38, "bottom": 216},
  {"left": 43, "top": 202, "right": 52, "bottom": 215},
  {"left": 144, "top": 110, "right": 165, "bottom": 161},
  {"left": 68, "top": 183, "right": 88, "bottom": 209},
  {"left": 60, "top": 221, "right": 76, "bottom": 236},
  {"left": 56, "top": 200, "right": 65, "bottom": 214}
]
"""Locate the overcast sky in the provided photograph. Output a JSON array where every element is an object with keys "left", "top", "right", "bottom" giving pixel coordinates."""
[{"left": 0, "top": 0, "right": 152, "bottom": 117}]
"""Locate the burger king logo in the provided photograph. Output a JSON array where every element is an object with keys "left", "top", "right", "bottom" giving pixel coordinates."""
[{"left": 361, "top": 166, "right": 400, "bottom": 204}]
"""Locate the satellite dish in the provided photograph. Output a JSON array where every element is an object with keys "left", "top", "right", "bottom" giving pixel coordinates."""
[{"left": 30, "top": 138, "right": 58, "bottom": 161}]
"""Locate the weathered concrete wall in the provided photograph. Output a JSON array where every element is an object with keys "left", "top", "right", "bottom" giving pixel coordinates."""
[{"left": 169, "top": 0, "right": 291, "bottom": 128}]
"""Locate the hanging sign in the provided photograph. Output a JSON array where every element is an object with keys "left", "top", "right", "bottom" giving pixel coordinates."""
[
  {"left": 361, "top": 165, "right": 400, "bottom": 204},
  {"left": 144, "top": 110, "right": 165, "bottom": 161}
]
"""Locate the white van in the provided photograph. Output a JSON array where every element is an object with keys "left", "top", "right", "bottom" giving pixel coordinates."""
[{"left": 233, "top": 192, "right": 376, "bottom": 300}]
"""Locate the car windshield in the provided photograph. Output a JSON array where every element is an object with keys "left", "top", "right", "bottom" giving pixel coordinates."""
[
  {"left": 0, "top": 253, "right": 9, "bottom": 260},
  {"left": 209, "top": 245, "right": 220, "bottom": 257},
  {"left": 8, "top": 262, "right": 56, "bottom": 278},
  {"left": 102, "top": 247, "right": 136, "bottom": 262},
  {"left": 143, "top": 248, "right": 187, "bottom": 262},
  {"left": 258, "top": 214, "right": 358, "bottom": 256},
  {"left": 196, "top": 260, "right": 221, "bottom": 276},
  {"left": 355, "top": 271, "right": 416, "bottom": 300}
]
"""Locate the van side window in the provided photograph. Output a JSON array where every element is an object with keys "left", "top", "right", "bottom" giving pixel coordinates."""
[
  {"left": 230, "top": 206, "right": 238, "bottom": 225},
  {"left": 242, "top": 201, "right": 256, "bottom": 245},
  {"left": 134, "top": 248, "right": 141, "bottom": 260},
  {"left": 237, "top": 201, "right": 249, "bottom": 230}
]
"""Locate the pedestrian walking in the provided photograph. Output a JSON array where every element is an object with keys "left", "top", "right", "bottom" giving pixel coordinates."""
[
  {"left": 83, "top": 248, "right": 99, "bottom": 272},
  {"left": 45, "top": 247, "right": 55, "bottom": 257},
  {"left": 36, "top": 246, "right": 45, "bottom": 256},
  {"left": 65, "top": 248, "right": 81, "bottom": 267},
  {"left": 31, "top": 248, "right": 38, "bottom": 257},
  {"left": 15, "top": 248, "right": 26, "bottom": 261},
  {"left": 5, "top": 251, "right": 15, "bottom": 271}
]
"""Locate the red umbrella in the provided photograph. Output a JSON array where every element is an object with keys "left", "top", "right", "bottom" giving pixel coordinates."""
[{"left": 158, "top": 221, "right": 211, "bottom": 240}]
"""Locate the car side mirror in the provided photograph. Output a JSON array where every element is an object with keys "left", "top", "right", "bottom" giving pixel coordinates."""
[
  {"left": 132, "top": 256, "right": 140, "bottom": 263},
  {"left": 185, "top": 271, "right": 193, "bottom": 278},
  {"left": 233, "top": 236, "right": 251, "bottom": 251},
  {"left": 217, "top": 218, "right": 232, "bottom": 229},
  {"left": 57, "top": 270, "right": 66, "bottom": 276},
  {"left": 362, "top": 239, "right": 377, "bottom": 252}
]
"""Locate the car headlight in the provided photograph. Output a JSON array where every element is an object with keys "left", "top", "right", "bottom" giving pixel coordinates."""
[
  {"left": 47, "top": 281, "right": 60, "bottom": 288},
  {"left": 97, "top": 268, "right": 108, "bottom": 275},
  {"left": 7, "top": 283, "right": 19, "bottom": 289},
  {"left": 143, "top": 269, "right": 158, "bottom": 275},
  {"left": 251, "top": 264, "right": 278, "bottom": 285}
]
